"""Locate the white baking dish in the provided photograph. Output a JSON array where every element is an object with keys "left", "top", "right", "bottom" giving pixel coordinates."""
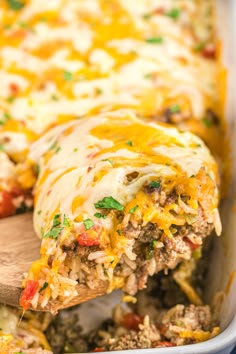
[{"left": 71, "top": 1, "right": 236, "bottom": 353}]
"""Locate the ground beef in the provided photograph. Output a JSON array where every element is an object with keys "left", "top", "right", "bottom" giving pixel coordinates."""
[{"left": 45, "top": 308, "right": 88, "bottom": 354}]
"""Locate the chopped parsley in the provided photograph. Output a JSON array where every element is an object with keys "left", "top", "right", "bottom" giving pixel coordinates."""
[
  {"left": 6, "top": 96, "right": 15, "bottom": 103},
  {"left": 95, "top": 196, "right": 124, "bottom": 211},
  {"left": 39, "top": 282, "right": 48, "bottom": 293},
  {"left": 102, "top": 158, "right": 113, "bottom": 165},
  {"left": 165, "top": 8, "right": 180, "bottom": 19},
  {"left": 126, "top": 140, "right": 133, "bottom": 146},
  {"left": 0, "top": 112, "right": 12, "bottom": 125},
  {"left": 18, "top": 21, "right": 27, "bottom": 28},
  {"left": 51, "top": 94, "right": 59, "bottom": 101},
  {"left": 95, "top": 87, "right": 103, "bottom": 95},
  {"left": 40, "top": 16, "right": 48, "bottom": 22},
  {"left": 7, "top": 0, "right": 25, "bottom": 11},
  {"left": 34, "top": 164, "right": 40, "bottom": 176},
  {"left": 145, "top": 37, "right": 163, "bottom": 44},
  {"left": 196, "top": 144, "right": 202, "bottom": 148},
  {"left": 142, "top": 13, "right": 152, "bottom": 20},
  {"left": 94, "top": 212, "right": 107, "bottom": 219},
  {"left": 43, "top": 214, "right": 64, "bottom": 240},
  {"left": 4, "top": 24, "right": 11, "bottom": 30},
  {"left": 165, "top": 163, "right": 171, "bottom": 166},
  {"left": 73, "top": 147, "right": 78, "bottom": 152},
  {"left": 43, "top": 227, "right": 63, "bottom": 239},
  {"left": 194, "top": 42, "right": 205, "bottom": 52},
  {"left": 190, "top": 174, "right": 195, "bottom": 178},
  {"left": 149, "top": 180, "right": 161, "bottom": 189},
  {"left": 83, "top": 218, "right": 94, "bottom": 230},
  {"left": 0, "top": 145, "right": 5, "bottom": 151},
  {"left": 63, "top": 70, "right": 73, "bottom": 81},
  {"left": 116, "top": 229, "right": 121, "bottom": 235},
  {"left": 202, "top": 117, "right": 213, "bottom": 128},
  {"left": 129, "top": 205, "right": 139, "bottom": 214},
  {"left": 52, "top": 214, "right": 61, "bottom": 227},
  {"left": 49, "top": 141, "right": 61, "bottom": 153},
  {"left": 170, "top": 104, "right": 180, "bottom": 113},
  {"left": 145, "top": 240, "right": 158, "bottom": 260},
  {"left": 55, "top": 146, "right": 61, "bottom": 153},
  {"left": 63, "top": 215, "right": 70, "bottom": 227},
  {"left": 37, "top": 210, "right": 42, "bottom": 215},
  {"left": 144, "top": 73, "right": 153, "bottom": 79}
]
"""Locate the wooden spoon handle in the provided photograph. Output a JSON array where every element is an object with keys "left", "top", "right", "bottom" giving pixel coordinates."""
[
  {"left": 0, "top": 213, "right": 40, "bottom": 307},
  {"left": 0, "top": 214, "right": 107, "bottom": 311}
]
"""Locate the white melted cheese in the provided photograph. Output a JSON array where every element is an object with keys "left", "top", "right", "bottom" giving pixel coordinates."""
[
  {"left": 29, "top": 110, "right": 218, "bottom": 237},
  {"left": 0, "top": 0, "right": 220, "bottom": 156}
]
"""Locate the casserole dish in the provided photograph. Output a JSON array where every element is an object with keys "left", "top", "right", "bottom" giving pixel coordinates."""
[{"left": 66, "top": 0, "right": 236, "bottom": 353}]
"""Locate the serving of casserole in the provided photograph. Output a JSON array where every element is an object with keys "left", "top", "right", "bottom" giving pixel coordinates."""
[{"left": 0, "top": 0, "right": 235, "bottom": 353}]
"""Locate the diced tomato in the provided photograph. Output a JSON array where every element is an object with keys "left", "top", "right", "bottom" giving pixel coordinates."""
[
  {"left": 156, "top": 323, "right": 167, "bottom": 335},
  {"left": 77, "top": 224, "right": 102, "bottom": 247},
  {"left": 201, "top": 44, "right": 216, "bottom": 59},
  {"left": 9, "top": 83, "right": 19, "bottom": 95},
  {"left": 77, "top": 231, "right": 100, "bottom": 246},
  {"left": 122, "top": 313, "right": 143, "bottom": 331},
  {"left": 155, "top": 341, "right": 176, "bottom": 348},
  {"left": 0, "top": 190, "right": 16, "bottom": 218},
  {"left": 154, "top": 7, "right": 164, "bottom": 14},
  {"left": 20, "top": 280, "right": 39, "bottom": 310},
  {"left": 183, "top": 237, "right": 199, "bottom": 251},
  {"left": 93, "top": 348, "right": 104, "bottom": 352},
  {"left": 11, "top": 186, "right": 24, "bottom": 198}
]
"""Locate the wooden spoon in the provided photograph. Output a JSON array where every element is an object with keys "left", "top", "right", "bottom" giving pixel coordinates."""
[{"left": 0, "top": 213, "right": 107, "bottom": 312}]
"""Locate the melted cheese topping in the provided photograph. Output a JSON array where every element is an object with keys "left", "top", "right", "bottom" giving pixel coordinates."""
[
  {"left": 0, "top": 0, "right": 223, "bottom": 159},
  {"left": 30, "top": 110, "right": 219, "bottom": 239}
]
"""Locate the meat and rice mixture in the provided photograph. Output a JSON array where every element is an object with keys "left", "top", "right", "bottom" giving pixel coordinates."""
[{"left": 0, "top": 257, "right": 221, "bottom": 353}]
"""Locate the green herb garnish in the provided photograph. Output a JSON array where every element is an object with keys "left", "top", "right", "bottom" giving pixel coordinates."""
[
  {"left": 73, "top": 147, "right": 78, "bottom": 152},
  {"left": 102, "top": 158, "right": 113, "bottom": 165},
  {"left": 6, "top": 96, "right": 15, "bottom": 103},
  {"left": 94, "top": 212, "right": 107, "bottom": 219},
  {"left": 34, "top": 164, "right": 40, "bottom": 176},
  {"left": 39, "top": 282, "right": 48, "bottom": 293},
  {"left": 63, "top": 70, "right": 73, "bottom": 81},
  {"left": 144, "top": 73, "right": 153, "bottom": 79},
  {"left": 63, "top": 215, "right": 70, "bottom": 227},
  {"left": 0, "top": 145, "right": 5, "bottom": 151},
  {"left": 165, "top": 8, "right": 180, "bottom": 19},
  {"left": 83, "top": 218, "right": 94, "bottom": 230},
  {"left": 43, "top": 214, "right": 63, "bottom": 239},
  {"left": 43, "top": 227, "right": 63, "bottom": 239},
  {"left": 170, "top": 104, "right": 180, "bottom": 113},
  {"left": 202, "top": 117, "right": 213, "bottom": 128},
  {"left": 52, "top": 214, "right": 61, "bottom": 227},
  {"left": 145, "top": 37, "right": 163, "bottom": 44},
  {"left": 149, "top": 181, "right": 161, "bottom": 189},
  {"left": 116, "top": 229, "right": 121, "bottom": 235},
  {"left": 7, "top": 0, "right": 25, "bottom": 11},
  {"left": 142, "top": 13, "right": 152, "bottom": 20},
  {"left": 129, "top": 205, "right": 139, "bottom": 214},
  {"left": 37, "top": 210, "right": 42, "bottom": 215},
  {"left": 55, "top": 146, "right": 61, "bottom": 153},
  {"left": 126, "top": 140, "right": 133, "bottom": 146},
  {"left": 145, "top": 240, "right": 158, "bottom": 260},
  {"left": 95, "top": 87, "right": 103, "bottom": 95},
  {"left": 194, "top": 42, "right": 205, "bottom": 52},
  {"left": 95, "top": 196, "right": 124, "bottom": 211},
  {"left": 51, "top": 94, "right": 59, "bottom": 101}
]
